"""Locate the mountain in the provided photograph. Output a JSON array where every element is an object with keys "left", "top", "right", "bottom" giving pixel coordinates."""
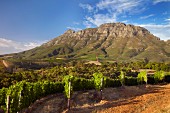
[{"left": 11, "top": 22, "right": 170, "bottom": 62}]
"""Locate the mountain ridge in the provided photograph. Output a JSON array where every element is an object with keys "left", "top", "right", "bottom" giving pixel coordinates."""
[{"left": 11, "top": 22, "right": 170, "bottom": 62}]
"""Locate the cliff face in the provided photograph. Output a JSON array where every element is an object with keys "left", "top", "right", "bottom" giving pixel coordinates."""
[
  {"left": 13, "top": 23, "right": 170, "bottom": 62},
  {"left": 45, "top": 23, "right": 154, "bottom": 46}
]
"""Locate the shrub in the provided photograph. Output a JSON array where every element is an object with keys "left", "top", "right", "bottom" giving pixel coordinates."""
[
  {"left": 162, "top": 72, "right": 170, "bottom": 83},
  {"left": 165, "top": 75, "right": 170, "bottom": 83},
  {"left": 154, "top": 71, "right": 165, "bottom": 83},
  {"left": 125, "top": 77, "right": 138, "bottom": 86},
  {"left": 147, "top": 76, "right": 155, "bottom": 84},
  {"left": 137, "top": 71, "right": 147, "bottom": 85},
  {"left": 72, "top": 78, "right": 94, "bottom": 91},
  {"left": 105, "top": 78, "right": 121, "bottom": 87},
  {"left": 93, "top": 72, "right": 106, "bottom": 91}
]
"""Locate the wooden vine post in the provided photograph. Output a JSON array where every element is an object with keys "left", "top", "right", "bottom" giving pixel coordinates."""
[
  {"left": 6, "top": 95, "right": 10, "bottom": 113},
  {"left": 67, "top": 81, "right": 71, "bottom": 110},
  {"left": 93, "top": 72, "right": 105, "bottom": 101},
  {"left": 63, "top": 75, "right": 74, "bottom": 110},
  {"left": 100, "top": 77, "right": 103, "bottom": 100},
  {"left": 17, "top": 91, "right": 22, "bottom": 113}
]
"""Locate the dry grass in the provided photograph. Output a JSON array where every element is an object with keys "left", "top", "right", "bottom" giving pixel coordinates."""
[{"left": 24, "top": 84, "right": 170, "bottom": 113}]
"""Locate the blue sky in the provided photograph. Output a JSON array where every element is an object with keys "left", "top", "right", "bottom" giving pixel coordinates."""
[{"left": 0, "top": 0, "right": 170, "bottom": 55}]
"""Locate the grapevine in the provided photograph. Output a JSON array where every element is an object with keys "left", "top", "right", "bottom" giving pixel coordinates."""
[
  {"left": 93, "top": 72, "right": 106, "bottom": 100},
  {"left": 137, "top": 71, "right": 147, "bottom": 85},
  {"left": 119, "top": 71, "right": 125, "bottom": 86},
  {"left": 63, "top": 75, "right": 74, "bottom": 109}
]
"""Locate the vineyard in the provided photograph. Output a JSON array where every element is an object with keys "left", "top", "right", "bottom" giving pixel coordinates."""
[
  {"left": 0, "top": 61, "right": 169, "bottom": 88},
  {"left": 0, "top": 72, "right": 170, "bottom": 112},
  {"left": 0, "top": 61, "right": 170, "bottom": 112}
]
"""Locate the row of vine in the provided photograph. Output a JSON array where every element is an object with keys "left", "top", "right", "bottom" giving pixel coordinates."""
[{"left": 0, "top": 71, "right": 169, "bottom": 112}]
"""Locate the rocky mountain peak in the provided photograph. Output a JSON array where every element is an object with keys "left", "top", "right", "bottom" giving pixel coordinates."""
[
  {"left": 14, "top": 22, "right": 170, "bottom": 62},
  {"left": 64, "top": 29, "right": 75, "bottom": 34},
  {"left": 99, "top": 22, "right": 126, "bottom": 28},
  {"left": 96, "top": 22, "right": 150, "bottom": 38}
]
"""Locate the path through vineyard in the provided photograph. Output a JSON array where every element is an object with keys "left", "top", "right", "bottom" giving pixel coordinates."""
[
  {"left": 24, "top": 84, "right": 170, "bottom": 113},
  {"left": 2, "top": 60, "right": 9, "bottom": 68}
]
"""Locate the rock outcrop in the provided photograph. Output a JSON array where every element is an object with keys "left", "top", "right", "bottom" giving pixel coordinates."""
[{"left": 12, "top": 22, "right": 170, "bottom": 62}]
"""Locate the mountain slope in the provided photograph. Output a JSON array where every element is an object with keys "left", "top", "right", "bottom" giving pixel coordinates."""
[{"left": 12, "top": 22, "right": 170, "bottom": 62}]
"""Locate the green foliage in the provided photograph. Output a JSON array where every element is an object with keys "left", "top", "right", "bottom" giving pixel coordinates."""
[
  {"left": 0, "top": 81, "right": 64, "bottom": 113},
  {"left": 118, "top": 71, "right": 125, "bottom": 86},
  {"left": 165, "top": 75, "right": 170, "bottom": 83},
  {"left": 0, "top": 60, "right": 169, "bottom": 112},
  {"left": 137, "top": 71, "right": 147, "bottom": 85},
  {"left": 1, "top": 70, "right": 170, "bottom": 112},
  {"left": 147, "top": 76, "right": 155, "bottom": 84},
  {"left": 63, "top": 75, "right": 74, "bottom": 99},
  {"left": 105, "top": 78, "right": 121, "bottom": 87},
  {"left": 0, "top": 61, "right": 169, "bottom": 88},
  {"left": 8, "top": 23, "right": 170, "bottom": 62},
  {"left": 154, "top": 71, "right": 165, "bottom": 83},
  {"left": 72, "top": 78, "right": 94, "bottom": 91},
  {"left": 0, "top": 88, "right": 7, "bottom": 106},
  {"left": 93, "top": 72, "right": 106, "bottom": 91},
  {"left": 125, "top": 77, "right": 138, "bottom": 86}
]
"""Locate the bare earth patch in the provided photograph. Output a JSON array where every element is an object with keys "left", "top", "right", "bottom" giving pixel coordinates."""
[{"left": 23, "top": 84, "right": 170, "bottom": 113}]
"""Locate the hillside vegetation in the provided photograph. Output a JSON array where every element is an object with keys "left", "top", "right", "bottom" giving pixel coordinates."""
[{"left": 7, "top": 22, "right": 170, "bottom": 62}]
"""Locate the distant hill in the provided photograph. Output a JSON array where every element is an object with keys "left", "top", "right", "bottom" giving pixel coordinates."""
[{"left": 10, "top": 22, "right": 170, "bottom": 62}]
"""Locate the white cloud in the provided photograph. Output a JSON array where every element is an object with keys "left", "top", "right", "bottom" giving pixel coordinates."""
[
  {"left": 0, "top": 38, "right": 43, "bottom": 55},
  {"left": 153, "top": 0, "right": 170, "bottom": 4},
  {"left": 83, "top": 21, "right": 93, "bottom": 28},
  {"left": 86, "top": 14, "right": 117, "bottom": 26},
  {"left": 79, "top": 0, "right": 170, "bottom": 41},
  {"left": 0, "top": 38, "right": 13, "bottom": 48},
  {"left": 96, "top": 0, "right": 144, "bottom": 14},
  {"left": 140, "top": 14, "right": 154, "bottom": 19},
  {"left": 165, "top": 18, "right": 170, "bottom": 22},
  {"left": 121, "top": 20, "right": 129, "bottom": 23},
  {"left": 135, "top": 24, "right": 170, "bottom": 40},
  {"left": 80, "top": 0, "right": 148, "bottom": 27},
  {"left": 79, "top": 3, "right": 94, "bottom": 12}
]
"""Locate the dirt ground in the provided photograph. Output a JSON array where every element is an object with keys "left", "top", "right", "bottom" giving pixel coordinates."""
[{"left": 23, "top": 84, "right": 170, "bottom": 113}]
